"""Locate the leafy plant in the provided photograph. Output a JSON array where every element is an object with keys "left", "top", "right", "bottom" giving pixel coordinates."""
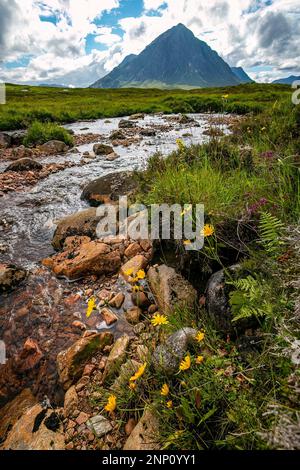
[{"left": 259, "top": 211, "right": 285, "bottom": 256}]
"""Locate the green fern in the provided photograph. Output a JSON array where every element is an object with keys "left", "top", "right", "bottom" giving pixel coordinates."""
[
  {"left": 229, "top": 275, "right": 273, "bottom": 322},
  {"left": 259, "top": 212, "right": 285, "bottom": 256}
]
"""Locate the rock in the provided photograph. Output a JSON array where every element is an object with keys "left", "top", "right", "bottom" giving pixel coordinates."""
[
  {"left": 75, "top": 411, "right": 89, "bottom": 425},
  {"left": 152, "top": 328, "right": 197, "bottom": 375},
  {"left": 11, "top": 145, "right": 33, "bottom": 160},
  {"left": 0, "top": 389, "right": 36, "bottom": 442},
  {"left": 129, "top": 113, "right": 145, "bottom": 120},
  {"left": 148, "top": 264, "right": 197, "bottom": 314},
  {"left": 10, "top": 130, "right": 27, "bottom": 146},
  {"left": 4, "top": 158, "right": 43, "bottom": 172},
  {"left": 109, "top": 130, "right": 126, "bottom": 140},
  {"left": 87, "top": 415, "right": 112, "bottom": 437},
  {"left": 125, "top": 307, "right": 142, "bottom": 325},
  {"left": 140, "top": 129, "right": 156, "bottom": 136},
  {"left": 131, "top": 292, "right": 150, "bottom": 309},
  {"left": 0, "top": 263, "right": 27, "bottom": 293},
  {"left": 0, "top": 132, "right": 12, "bottom": 149},
  {"left": 40, "top": 140, "right": 68, "bottom": 154},
  {"left": 178, "top": 114, "right": 196, "bottom": 124},
  {"left": 45, "top": 241, "right": 121, "bottom": 280},
  {"left": 120, "top": 255, "right": 148, "bottom": 281},
  {"left": 57, "top": 332, "right": 113, "bottom": 390},
  {"left": 136, "top": 345, "right": 149, "bottom": 362},
  {"left": 125, "top": 418, "right": 137, "bottom": 436},
  {"left": 103, "top": 335, "right": 130, "bottom": 381},
  {"left": 64, "top": 386, "right": 78, "bottom": 416},
  {"left": 15, "top": 338, "right": 43, "bottom": 372},
  {"left": 52, "top": 208, "right": 103, "bottom": 250},
  {"left": 81, "top": 171, "right": 137, "bottom": 207},
  {"left": 148, "top": 304, "right": 158, "bottom": 314},
  {"left": 93, "top": 143, "right": 114, "bottom": 155},
  {"left": 1, "top": 403, "right": 65, "bottom": 450},
  {"left": 123, "top": 409, "right": 160, "bottom": 450},
  {"left": 106, "top": 152, "right": 119, "bottom": 161},
  {"left": 119, "top": 119, "right": 135, "bottom": 129},
  {"left": 101, "top": 307, "right": 118, "bottom": 326},
  {"left": 124, "top": 242, "right": 142, "bottom": 258},
  {"left": 109, "top": 292, "right": 125, "bottom": 309},
  {"left": 205, "top": 265, "right": 240, "bottom": 334}
]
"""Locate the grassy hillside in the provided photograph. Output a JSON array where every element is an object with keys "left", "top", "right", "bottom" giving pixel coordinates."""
[{"left": 0, "top": 83, "right": 290, "bottom": 130}]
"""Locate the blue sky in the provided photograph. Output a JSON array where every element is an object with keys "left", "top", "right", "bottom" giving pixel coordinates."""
[{"left": 0, "top": 0, "right": 298, "bottom": 87}]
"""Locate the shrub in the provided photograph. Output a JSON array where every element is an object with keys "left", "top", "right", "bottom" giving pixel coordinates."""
[{"left": 23, "top": 121, "right": 74, "bottom": 147}]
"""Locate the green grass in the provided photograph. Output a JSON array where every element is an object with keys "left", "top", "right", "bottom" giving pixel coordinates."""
[
  {"left": 0, "top": 82, "right": 291, "bottom": 130},
  {"left": 23, "top": 121, "right": 74, "bottom": 146}
]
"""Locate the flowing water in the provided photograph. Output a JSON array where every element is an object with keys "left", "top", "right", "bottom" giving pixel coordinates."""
[{"left": 0, "top": 113, "right": 229, "bottom": 267}]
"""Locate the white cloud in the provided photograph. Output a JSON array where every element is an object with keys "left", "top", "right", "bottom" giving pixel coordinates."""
[{"left": 0, "top": 0, "right": 299, "bottom": 86}]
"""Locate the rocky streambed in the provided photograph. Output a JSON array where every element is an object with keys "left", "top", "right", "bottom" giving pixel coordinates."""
[{"left": 0, "top": 112, "right": 232, "bottom": 450}]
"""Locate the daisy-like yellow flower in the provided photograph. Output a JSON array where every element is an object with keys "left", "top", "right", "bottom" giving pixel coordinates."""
[
  {"left": 129, "top": 382, "right": 136, "bottom": 390},
  {"left": 201, "top": 224, "right": 215, "bottom": 238},
  {"left": 196, "top": 355, "right": 204, "bottom": 365},
  {"left": 130, "top": 362, "right": 147, "bottom": 382},
  {"left": 136, "top": 269, "right": 145, "bottom": 280},
  {"left": 151, "top": 313, "right": 169, "bottom": 327},
  {"left": 86, "top": 297, "right": 97, "bottom": 318},
  {"left": 222, "top": 94, "right": 229, "bottom": 99},
  {"left": 179, "top": 355, "right": 191, "bottom": 371},
  {"left": 104, "top": 395, "right": 117, "bottom": 413},
  {"left": 166, "top": 400, "right": 173, "bottom": 409},
  {"left": 195, "top": 330, "right": 205, "bottom": 342},
  {"left": 161, "top": 383, "right": 170, "bottom": 396},
  {"left": 183, "top": 240, "right": 192, "bottom": 246},
  {"left": 124, "top": 268, "right": 134, "bottom": 277},
  {"left": 132, "top": 285, "right": 141, "bottom": 292}
]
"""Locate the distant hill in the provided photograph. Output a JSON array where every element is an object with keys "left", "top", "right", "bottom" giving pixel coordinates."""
[
  {"left": 39, "top": 83, "right": 65, "bottom": 88},
  {"left": 90, "top": 23, "right": 240, "bottom": 89},
  {"left": 272, "top": 75, "right": 300, "bottom": 85},
  {"left": 231, "top": 67, "right": 254, "bottom": 84}
]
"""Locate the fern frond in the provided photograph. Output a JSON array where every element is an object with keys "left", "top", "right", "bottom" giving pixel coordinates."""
[{"left": 259, "top": 212, "right": 285, "bottom": 256}]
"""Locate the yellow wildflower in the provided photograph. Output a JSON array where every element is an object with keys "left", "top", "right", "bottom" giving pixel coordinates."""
[
  {"left": 201, "top": 224, "right": 215, "bottom": 238},
  {"left": 151, "top": 313, "right": 169, "bottom": 327},
  {"left": 86, "top": 297, "right": 97, "bottom": 318},
  {"left": 124, "top": 268, "right": 134, "bottom": 277},
  {"left": 136, "top": 269, "right": 146, "bottom": 280},
  {"left": 104, "top": 395, "right": 117, "bottom": 413},
  {"left": 166, "top": 400, "right": 173, "bottom": 409},
  {"left": 179, "top": 355, "right": 191, "bottom": 371},
  {"left": 129, "top": 382, "right": 136, "bottom": 390},
  {"left": 176, "top": 139, "right": 185, "bottom": 152},
  {"left": 180, "top": 381, "right": 187, "bottom": 387},
  {"left": 161, "top": 383, "right": 170, "bottom": 396},
  {"left": 132, "top": 285, "right": 141, "bottom": 292},
  {"left": 195, "top": 330, "right": 205, "bottom": 342},
  {"left": 222, "top": 94, "right": 229, "bottom": 99},
  {"left": 196, "top": 355, "right": 204, "bottom": 364},
  {"left": 130, "top": 362, "right": 147, "bottom": 382},
  {"left": 183, "top": 240, "right": 192, "bottom": 245}
]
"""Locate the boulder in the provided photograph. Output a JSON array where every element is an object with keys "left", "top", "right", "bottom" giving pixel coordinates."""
[
  {"left": 120, "top": 255, "right": 148, "bottom": 281},
  {"left": 147, "top": 264, "right": 197, "bottom": 314},
  {"left": 0, "top": 263, "right": 27, "bottom": 293},
  {"left": 125, "top": 307, "right": 142, "bottom": 325},
  {"left": 131, "top": 292, "right": 150, "bottom": 309},
  {"left": 152, "top": 327, "right": 197, "bottom": 375},
  {"left": 205, "top": 265, "right": 241, "bottom": 334},
  {"left": 101, "top": 307, "right": 118, "bottom": 326},
  {"left": 40, "top": 140, "right": 68, "bottom": 154},
  {"left": 63, "top": 386, "right": 78, "bottom": 417},
  {"left": 1, "top": 403, "right": 65, "bottom": 450},
  {"left": 93, "top": 143, "right": 114, "bottom": 155},
  {"left": 123, "top": 409, "right": 160, "bottom": 450},
  {"left": 52, "top": 208, "right": 103, "bottom": 250},
  {"left": 109, "top": 292, "right": 125, "bottom": 309},
  {"left": 81, "top": 171, "right": 137, "bottom": 207},
  {"left": 0, "top": 132, "right": 12, "bottom": 149},
  {"left": 0, "top": 389, "right": 36, "bottom": 442},
  {"left": 109, "top": 130, "right": 126, "bottom": 140},
  {"left": 15, "top": 338, "right": 43, "bottom": 372},
  {"left": 129, "top": 113, "right": 145, "bottom": 120},
  {"left": 10, "top": 130, "right": 27, "bottom": 146},
  {"left": 119, "top": 119, "right": 135, "bottom": 129},
  {"left": 57, "top": 332, "right": 113, "bottom": 390},
  {"left": 43, "top": 240, "right": 122, "bottom": 280},
  {"left": 140, "top": 129, "right": 156, "bottom": 136},
  {"left": 11, "top": 145, "right": 33, "bottom": 160},
  {"left": 4, "top": 158, "right": 42, "bottom": 172},
  {"left": 103, "top": 334, "right": 130, "bottom": 381},
  {"left": 87, "top": 415, "right": 112, "bottom": 438}
]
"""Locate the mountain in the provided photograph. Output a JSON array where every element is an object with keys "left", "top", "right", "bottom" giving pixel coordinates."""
[
  {"left": 90, "top": 24, "right": 240, "bottom": 89},
  {"left": 231, "top": 67, "right": 254, "bottom": 83},
  {"left": 39, "top": 83, "right": 65, "bottom": 88},
  {"left": 272, "top": 75, "right": 300, "bottom": 85}
]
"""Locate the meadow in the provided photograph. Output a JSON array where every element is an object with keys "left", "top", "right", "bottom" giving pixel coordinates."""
[{"left": 0, "top": 82, "right": 291, "bottom": 130}]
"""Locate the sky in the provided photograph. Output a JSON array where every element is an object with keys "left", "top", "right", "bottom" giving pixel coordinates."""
[{"left": 0, "top": 0, "right": 299, "bottom": 87}]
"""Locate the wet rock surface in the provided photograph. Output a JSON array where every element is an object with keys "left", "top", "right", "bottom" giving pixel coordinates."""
[
  {"left": 81, "top": 171, "right": 137, "bottom": 206},
  {"left": 4, "top": 158, "right": 43, "bottom": 172}
]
